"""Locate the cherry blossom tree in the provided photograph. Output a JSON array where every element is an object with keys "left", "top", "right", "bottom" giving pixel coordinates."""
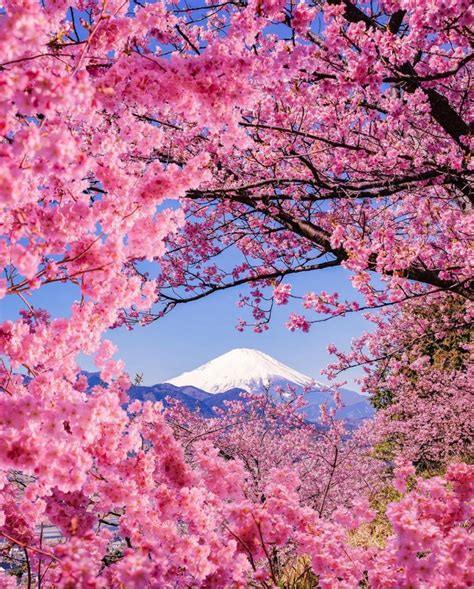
[
  {"left": 0, "top": 0, "right": 472, "bottom": 587},
  {"left": 0, "top": 0, "right": 276, "bottom": 584},
  {"left": 325, "top": 293, "right": 473, "bottom": 468},
  {"left": 166, "top": 389, "right": 383, "bottom": 516},
  {"left": 130, "top": 0, "right": 473, "bottom": 334}
]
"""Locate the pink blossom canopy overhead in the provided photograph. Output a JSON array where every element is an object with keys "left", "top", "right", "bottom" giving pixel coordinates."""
[{"left": 0, "top": 0, "right": 472, "bottom": 587}]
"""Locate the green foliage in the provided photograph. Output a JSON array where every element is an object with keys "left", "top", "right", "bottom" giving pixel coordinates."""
[
  {"left": 370, "top": 387, "right": 395, "bottom": 411},
  {"left": 349, "top": 484, "right": 401, "bottom": 550},
  {"left": 278, "top": 556, "right": 319, "bottom": 589},
  {"left": 370, "top": 295, "right": 470, "bottom": 412},
  {"left": 371, "top": 439, "right": 397, "bottom": 462}
]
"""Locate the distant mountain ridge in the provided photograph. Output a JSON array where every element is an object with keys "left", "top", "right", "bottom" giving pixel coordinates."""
[{"left": 84, "top": 348, "right": 374, "bottom": 423}]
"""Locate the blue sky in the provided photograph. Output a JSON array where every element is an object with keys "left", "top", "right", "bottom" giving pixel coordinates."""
[{"left": 2, "top": 265, "right": 371, "bottom": 390}]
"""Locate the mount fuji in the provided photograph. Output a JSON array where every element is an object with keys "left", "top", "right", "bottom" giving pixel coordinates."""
[
  {"left": 84, "top": 348, "right": 373, "bottom": 423},
  {"left": 165, "top": 348, "right": 319, "bottom": 394},
  {"left": 164, "top": 348, "right": 373, "bottom": 422}
]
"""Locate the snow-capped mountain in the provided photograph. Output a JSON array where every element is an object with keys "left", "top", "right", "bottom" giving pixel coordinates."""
[
  {"left": 165, "top": 348, "right": 319, "bottom": 394},
  {"left": 83, "top": 348, "right": 373, "bottom": 423}
]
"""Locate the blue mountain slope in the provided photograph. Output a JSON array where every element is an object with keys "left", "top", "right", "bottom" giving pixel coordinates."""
[
  {"left": 130, "top": 384, "right": 216, "bottom": 417},
  {"left": 83, "top": 372, "right": 215, "bottom": 417},
  {"left": 201, "top": 386, "right": 374, "bottom": 422},
  {"left": 338, "top": 401, "right": 374, "bottom": 420},
  {"left": 202, "top": 388, "right": 246, "bottom": 411},
  {"left": 82, "top": 370, "right": 373, "bottom": 423},
  {"left": 301, "top": 388, "right": 374, "bottom": 422}
]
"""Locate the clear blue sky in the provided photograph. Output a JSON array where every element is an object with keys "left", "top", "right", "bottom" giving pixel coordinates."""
[{"left": 1, "top": 265, "right": 371, "bottom": 390}]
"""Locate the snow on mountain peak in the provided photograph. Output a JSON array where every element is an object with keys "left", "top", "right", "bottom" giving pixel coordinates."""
[{"left": 165, "top": 348, "right": 319, "bottom": 394}]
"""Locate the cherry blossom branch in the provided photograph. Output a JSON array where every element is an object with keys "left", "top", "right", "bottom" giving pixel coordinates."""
[{"left": 0, "top": 533, "right": 60, "bottom": 562}]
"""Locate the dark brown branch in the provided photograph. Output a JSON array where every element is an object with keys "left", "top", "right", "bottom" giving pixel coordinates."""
[
  {"left": 425, "top": 87, "right": 472, "bottom": 146},
  {"left": 241, "top": 198, "right": 473, "bottom": 298},
  {"left": 24, "top": 548, "right": 32, "bottom": 589},
  {"left": 326, "top": 0, "right": 472, "bottom": 146},
  {"left": 387, "top": 9, "right": 406, "bottom": 34},
  {"left": 327, "top": 0, "right": 374, "bottom": 27},
  {"left": 240, "top": 121, "right": 374, "bottom": 152},
  {"left": 132, "top": 112, "right": 183, "bottom": 130},
  {"left": 158, "top": 259, "right": 340, "bottom": 313},
  {"left": 187, "top": 177, "right": 310, "bottom": 197},
  {"left": 187, "top": 168, "right": 473, "bottom": 205},
  {"left": 0, "top": 52, "right": 75, "bottom": 69},
  {"left": 175, "top": 25, "right": 201, "bottom": 55},
  {"left": 384, "top": 53, "right": 474, "bottom": 84}
]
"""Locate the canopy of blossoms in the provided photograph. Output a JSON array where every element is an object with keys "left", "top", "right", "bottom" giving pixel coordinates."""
[{"left": 0, "top": 0, "right": 472, "bottom": 587}]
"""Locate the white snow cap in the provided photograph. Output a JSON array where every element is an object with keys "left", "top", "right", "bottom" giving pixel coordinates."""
[{"left": 165, "top": 348, "right": 320, "bottom": 394}]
